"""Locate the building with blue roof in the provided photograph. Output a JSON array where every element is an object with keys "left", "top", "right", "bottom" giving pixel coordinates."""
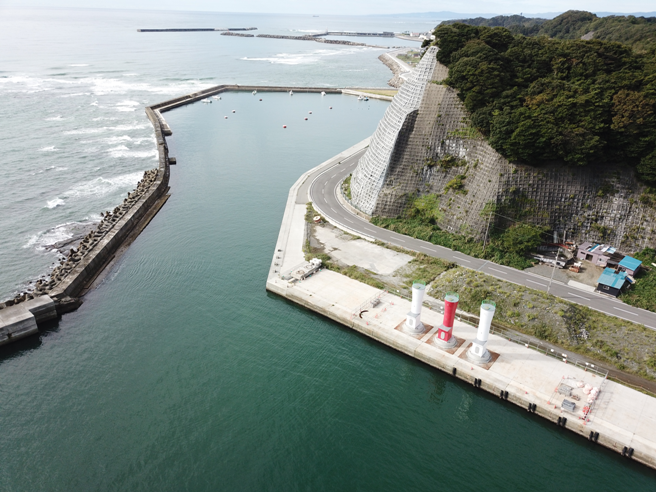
[
  {"left": 595, "top": 268, "right": 628, "bottom": 297},
  {"left": 618, "top": 256, "right": 642, "bottom": 276}
]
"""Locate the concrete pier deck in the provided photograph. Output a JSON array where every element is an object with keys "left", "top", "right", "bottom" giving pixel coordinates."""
[{"left": 265, "top": 142, "right": 656, "bottom": 471}]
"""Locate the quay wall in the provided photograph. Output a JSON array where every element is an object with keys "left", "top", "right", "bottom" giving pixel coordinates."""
[
  {"left": 266, "top": 274, "right": 656, "bottom": 471},
  {"left": 266, "top": 138, "right": 656, "bottom": 471}
]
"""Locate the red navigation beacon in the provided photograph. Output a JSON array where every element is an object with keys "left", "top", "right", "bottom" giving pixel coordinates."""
[{"left": 437, "top": 292, "right": 459, "bottom": 342}]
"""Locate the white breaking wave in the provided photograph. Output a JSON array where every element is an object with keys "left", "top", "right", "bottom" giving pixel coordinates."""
[
  {"left": 39, "top": 146, "right": 58, "bottom": 152},
  {"left": 241, "top": 47, "right": 369, "bottom": 65},
  {"left": 45, "top": 115, "right": 63, "bottom": 121},
  {"left": 24, "top": 223, "right": 73, "bottom": 249},
  {"left": 116, "top": 100, "right": 140, "bottom": 112},
  {"left": 64, "top": 123, "right": 148, "bottom": 135},
  {"left": 69, "top": 64, "right": 89, "bottom": 66},
  {"left": 62, "top": 171, "right": 144, "bottom": 200},
  {"left": 102, "top": 135, "right": 133, "bottom": 144},
  {"left": 107, "top": 145, "right": 157, "bottom": 159},
  {"left": 46, "top": 198, "right": 65, "bottom": 209}
]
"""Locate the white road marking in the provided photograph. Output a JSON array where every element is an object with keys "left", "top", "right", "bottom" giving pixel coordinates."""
[
  {"left": 395, "top": 238, "right": 405, "bottom": 243},
  {"left": 645, "top": 325, "right": 656, "bottom": 330},
  {"left": 614, "top": 307, "right": 639, "bottom": 316},
  {"left": 420, "top": 246, "right": 435, "bottom": 252},
  {"left": 567, "top": 292, "right": 590, "bottom": 301},
  {"left": 344, "top": 218, "right": 354, "bottom": 224},
  {"left": 453, "top": 256, "right": 471, "bottom": 263},
  {"left": 364, "top": 227, "right": 377, "bottom": 233},
  {"left": 330, "top": 207, "right": 337, "bottom": 213},
  {"left": 487, "top": 267, "right": 507, "bottom": 275},
  {"left": 526, "top": 279, "right": 547, "bottom": 287}
]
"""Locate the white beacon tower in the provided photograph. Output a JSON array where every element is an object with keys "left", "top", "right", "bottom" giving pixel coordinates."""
[
  {"left": 467, "top": 300, "right": 496, "bottom": 363},
  {"left": 403, "top": 281, "right": 426, "bottom": 334}
]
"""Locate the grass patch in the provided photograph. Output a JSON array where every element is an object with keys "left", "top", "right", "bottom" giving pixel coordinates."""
[
  {"left": 305, "top": 202, "right": 322, "bottom": 223},
  {"left": 342, "top": 174, "right": 352, "bottom": 200},
  {"left": 402, "top": 254, "right": 456, "bottom": 288},
  {"left": 430, "top": 268, "right": 656, "bottom": 380},
  {"left": 621, "top": 248, "right": 656, "bottom": 312}
]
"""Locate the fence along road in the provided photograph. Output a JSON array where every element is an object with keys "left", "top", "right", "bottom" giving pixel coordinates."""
[{"left": 308, "top": 148, "right": 656, "bottom": 331}]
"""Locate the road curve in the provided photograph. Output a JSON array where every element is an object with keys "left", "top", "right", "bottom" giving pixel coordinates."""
[{"left": 308, "top": 149, "right": 656, "bottom": 331}]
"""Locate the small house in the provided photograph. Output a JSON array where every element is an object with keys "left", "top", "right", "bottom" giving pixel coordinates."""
[
  {"left": 577, "top": 242, "right": 616, "bottom": 267},
  {"left": 595, "top": 268, "right": 628, "bottom": 297},
  {"left": 618, "top": 256, "right": 642, "bottom": 276}
]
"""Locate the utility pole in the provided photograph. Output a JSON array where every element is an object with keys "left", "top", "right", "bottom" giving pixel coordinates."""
[{"left": 547, "top": 245, "right": 561, "bottom": 294}]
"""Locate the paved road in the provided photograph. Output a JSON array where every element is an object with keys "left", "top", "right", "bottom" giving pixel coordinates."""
[{"left": 309, "top": 149, "right": 656, "bottom": 330}]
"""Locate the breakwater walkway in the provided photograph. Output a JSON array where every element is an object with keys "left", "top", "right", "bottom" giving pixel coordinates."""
[
  {"left": 265, "top": 141, "right": 656, "bottom": 471},
  {"left": 0, "top": 85, "right": 391, "bottom": 346}
]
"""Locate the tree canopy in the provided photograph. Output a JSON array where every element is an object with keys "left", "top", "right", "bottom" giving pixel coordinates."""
[{"left": 433, "top": 22, "right": 656, "bottom": 182}]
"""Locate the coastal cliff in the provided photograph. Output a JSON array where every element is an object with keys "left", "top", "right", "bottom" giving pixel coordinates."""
[{"left": 354, "top": 58, "right": 656, "bottom": 252}]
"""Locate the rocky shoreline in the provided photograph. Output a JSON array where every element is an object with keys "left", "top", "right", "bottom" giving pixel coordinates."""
[
  {"left": 0, "top": 169, "right": 160, "bottom": 310},
  {"left": 378, "top": 53, "right": 406, "bottom": 88}
]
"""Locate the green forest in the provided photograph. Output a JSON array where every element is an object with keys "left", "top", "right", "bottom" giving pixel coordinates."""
[
  {"left": 430, "top": 13, "right": 656, "bottom": 183},
  {"left": 442, "top": 10, "right": 656, "bottom": 53}
]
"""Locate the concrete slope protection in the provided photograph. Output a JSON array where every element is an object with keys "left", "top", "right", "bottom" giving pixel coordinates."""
[
  {"left": 349, "top": 53, "right": 656, "bottom": 253},
  {"left": 308, "top": 152, "right": 656, "bottom": 330}
]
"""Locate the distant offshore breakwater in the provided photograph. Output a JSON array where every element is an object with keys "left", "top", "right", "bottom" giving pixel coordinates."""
[
  {"left": 138, "top": 27, "right": 409, "bottom": 49},
  {"left": 0, "top": 84, "right": 390, "bottom": 346}
]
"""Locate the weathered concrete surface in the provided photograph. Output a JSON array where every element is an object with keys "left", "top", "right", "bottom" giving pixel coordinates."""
[
  {"left": 313, "top": 226, "right": 412, "bottom": 275},
  {"left": 268, "top": 137, "right": 371, "bottom": 280},
  {"left": 0, "top": 296, "right": 57, "bottom": 345}
]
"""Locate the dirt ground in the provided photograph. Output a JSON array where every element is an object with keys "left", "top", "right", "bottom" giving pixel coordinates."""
[{"left": 525, "top": 260, "right": 605, "bottom": 287}]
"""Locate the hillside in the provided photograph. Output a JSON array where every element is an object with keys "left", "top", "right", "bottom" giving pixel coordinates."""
[
  {"left": 442, "top": 10, "right": 656, "bottom": 53},
  {"left": 431, "top": 22, "right": 656, "bottom": 184}
]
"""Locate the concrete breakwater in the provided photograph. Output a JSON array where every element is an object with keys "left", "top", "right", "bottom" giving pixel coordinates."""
[
  {"left": 138, "top": 28, "right": 257, "bottom": 32},
  {"left": 0, "top": 104, "right": 173, "bottom": 345},
  {"left": 254, "top": 34, "right": 397, "bottom": 49},
  {"left": 378, "top": 53, "right": 406, "bottom": 88},
  {"left": 0, "top": 84, "right": 389, "bottom": 346},
  {"left": 221, "top": 32, "right": 254, "bottom": 37},
  {"left": 265, "top": 141, "right": 656, "bottom": 471}
]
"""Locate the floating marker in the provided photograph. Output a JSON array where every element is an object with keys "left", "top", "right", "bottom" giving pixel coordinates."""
[
  {"left": 304, "top": 117, "right": 308, "bottom": 120},
  {"left": 329, "top": 106, "right": 332, "bottom": 109},
  {"left": 232, "top": 110, "right": 235, "bottom": 113},
  {"left": 309, "top": 111, "right": 312, "bottom": 114},
  {"left": 224, "top": 116, "right": 228, "bottom": 119},
  {"left": 283, "top": 125, "right": 287, "bottom": 128},
  {"left": 259, "top": 98, "right": 262, "bottom": 101}
]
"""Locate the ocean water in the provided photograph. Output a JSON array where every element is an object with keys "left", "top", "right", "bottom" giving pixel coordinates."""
[
  {"left": 0, "top": 7, "right": 426, "bottom": 300},
  {"left": 2, "top": 8, "right": 656, "bottom": 491}
]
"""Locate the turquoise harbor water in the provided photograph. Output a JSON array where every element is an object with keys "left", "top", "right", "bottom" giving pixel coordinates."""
[{"left": 2, "top": 8, "right": 656, "bottom": 491}]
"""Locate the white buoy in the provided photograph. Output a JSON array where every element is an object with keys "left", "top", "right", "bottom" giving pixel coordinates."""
[
  {"left": 252, "top": 90, "right": 257, "bottom": 95},
  {"left": 321, "top": 91, "right": 326, "bottom": 96}
]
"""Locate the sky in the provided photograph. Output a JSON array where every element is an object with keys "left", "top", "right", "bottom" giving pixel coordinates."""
[{"left": 2, "top": 1, "right": 656, "bottom": 16}]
